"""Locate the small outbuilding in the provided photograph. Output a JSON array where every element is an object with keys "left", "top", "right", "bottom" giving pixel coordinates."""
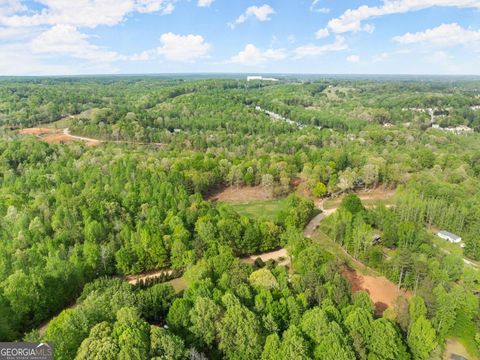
[
  {"left": 437, "top": 230, "right": 462, "bottom": 244},
  {"left": 372, "top": 233, "right": 382, "bottom": 245}
]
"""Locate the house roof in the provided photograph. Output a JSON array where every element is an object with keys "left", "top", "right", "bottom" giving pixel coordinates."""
[{"left": 438, "top": 230, "right": 461, "bottom": 241}]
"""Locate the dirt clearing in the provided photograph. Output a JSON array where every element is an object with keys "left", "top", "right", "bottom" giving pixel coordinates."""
[
  {"left": 208, "top": 186, "right": 273, "bottom": 203},
  {"left": 241, "top": 248, "right": 290, "bottom": 266},
  {"left": 342, "top": 267, "right": 411, "bottom": 315},
  {"left": 19, "top": 128, "right": 57, "bottom": 135},
  {"left": 19, "top": 127, "right": 100, "bottom": 146},
  {"left": 125, "top": 269, "right": 174, "bottom": 286},
  {"left": 444, "top": 338, "right": 471, "bottom": 360},
  {"left": 324, "top": 187, "right": 396, "bottom": 209}
]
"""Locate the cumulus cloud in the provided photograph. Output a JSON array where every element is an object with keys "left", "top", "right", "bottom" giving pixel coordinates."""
[
  {"left": 229, "top": 5, "right": 275, "bottom": 28},
  {"left": 315, "top": 28, "right": 329, "bottom": 39},
  {"left": 310, "top": 0, "right": 330, "bottom": 13},
  {"left": 0, "top": 43, "right": 80, "bottom": 75},
  {"left": 294, "top": 36, "right": 348, "bottom": 58},
  {"left": 198, "top": 0, "right": 214, "bottom": 7},
  {"left": 228, "top": 44, "right": 287, "bottom": 66},
  {"left": 156, "top": 32, "right": 210, "bottom": 62},
  {"left": 0, "top": 0, "right": 26, "bottom": 16},
  {"left": 347, "top": 54, "right": 360, "bottom": 62},
  {"left": 0, "top": 0, "right": 176, "bottom": 28},
  {"left": 0, "top": 26, "right": 37, "bottom": 40},
  {"left": 393, "top": 23, "right": 480, "bottom": 47},
  {"left": 320, "top": 0, "right": 480, "bottom": 35},
  {"left": 31, "top": 25, "right": 120, "bottom": 62},
  {"left": 372, "top": 52, "right": 390, "bottom": 62}
]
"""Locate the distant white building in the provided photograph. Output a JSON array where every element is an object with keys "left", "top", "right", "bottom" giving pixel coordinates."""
[
  {"left": 437, "top": 230, "right": 462, "bottom": 243},
  {"left": 247, "top": 76, "right": 279, "bottom": 82}
]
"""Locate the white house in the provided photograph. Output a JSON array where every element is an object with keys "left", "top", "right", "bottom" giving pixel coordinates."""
[
  {"left": 247, "top": 76, "right": 279, "bottom": 82},
  {"left": 437, "top": 230, "right": 462, "bottom": 243}
]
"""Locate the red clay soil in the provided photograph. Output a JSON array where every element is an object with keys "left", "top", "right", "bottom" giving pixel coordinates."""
[
  {"left": 342, "top": 267, "right": 411, "bottom": 315},
  {"left": 19, "top": 128, "right": 57, "bottom": 135},
  {"left": 208, "top": 186, "right": 273, "bottom": 203},
  {"left": 19, "top": 127, "right": 100, "bottom": 146},
  {"left": 41, "top": 133, "right": 75, "bottom": 143}
]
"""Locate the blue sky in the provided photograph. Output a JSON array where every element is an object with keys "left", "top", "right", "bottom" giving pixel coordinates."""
[{"left": 0, "top": 0, "right": 480, "bottom": 75}]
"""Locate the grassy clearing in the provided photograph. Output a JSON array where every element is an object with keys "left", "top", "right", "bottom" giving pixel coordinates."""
[
  {"left": 229, "top": 197, "right": 289, "bottom": 221},
  {"left": 313, "top": 225, "right": 378, "bottom": 276},
  {"left": 323, "top": 197, "right": 393, "bottom": 210},
  {"left": 44, "top": 116, "right": 76, "bottom": 129},
  {"left": 431, "top": 235, "right": 464, "bottom": 256},
  {"left": 45, "top": 110, "right": 95, "bottom": 129},
  {"left": 447, "top": 311, "right": 480, "bottom": 359}
]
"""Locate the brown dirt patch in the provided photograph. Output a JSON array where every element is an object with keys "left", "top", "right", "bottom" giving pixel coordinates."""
[
  {"left": 356, "top": 187, "right": 396, "bottom": 201},
  {"left": 208, "top": 186, "right": 273, "bottom": 203},
  {"left": 444, "top": 338, "right": 471, "bottom": 360},
  {"left": 19, "top": 127, "right": 100, "bottom": 146},
  {"left": 325, "top": 187, "right": 396, "bottom": 209},
  {"left": 241, "top": 248, "right": 289, "bottom": 266},
  {"left": 19, "top": 128, "right": 57, "bottom": 135},
  {"left": 42, "top": 133, "right": 75, "bottom": 143},
  {"left": 342, "top": 267, "right": 411, "bottom": 315},
  {"left": 125, "top": 269, "right": 174, "bottom": 285}
]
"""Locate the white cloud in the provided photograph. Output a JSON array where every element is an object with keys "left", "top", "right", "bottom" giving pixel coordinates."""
[
  {"left": 347, "top": 54, "right": 360, "bottom": 63},
  {"left": 0, "top": 0, "right": 26, "bottom": 16},
  {"left": 198, "top": 0, "right": 214, "bottom": 7},
  {"left": 372, "top": 52, "right": 390, "bottom": 62},
  {"left": 431, "top": 50, "right": 453, "bottom": 62},
  {"left": 0, "top": 26, "right": 38, "bottom": 40},
  {"left": 324, "top": 0, "right": 480, "bottom": 34},
  {"left": 229, "top": 5, "right": 275, "bottom": 28},
  {"left": 135, "top": 0, "right": 175, "bottom": 14},
  {"left": 315, "top": 28, "right": 329, "bottom": 39},
  {"left": 31, "top": 25, "right": 120, "bottom": 62},
  {"left": 156, "top": 32, "right": 210, "bottom": 62},
  {"left": 294, "top": 36, "right": 348, "bottom": 58},
  {"left": 393, "top": 23, "right": 480, "bottom": 47},
  {"left": 0, "top": 42, "right": 117, "bottom": 75},
  {"left": 228, "top": 44, "right": 287, "bottom": 66},
  {"left": 310, "top": 0, "right": 330, "bottom": 13},
  {"left": 0, "top": 0, "right": 176, "bottom": 29}
]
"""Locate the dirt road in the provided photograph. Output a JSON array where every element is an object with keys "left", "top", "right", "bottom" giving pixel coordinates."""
[
  {"left": 241, "top": 248, "right": 289, "bottom": 266},
  {"left": 63, "top": 128, "right": 102, "bottom": 145}
]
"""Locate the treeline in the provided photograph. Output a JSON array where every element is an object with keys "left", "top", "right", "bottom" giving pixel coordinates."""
[
  {"left": 322, "top": 194, "right": 479, "bottom": 355},
  {"left": 37, "top": 227, "right": 445, "bottom": 359},
  {"left": 0, "top": 139, "right": 314, "bottom": 340}
]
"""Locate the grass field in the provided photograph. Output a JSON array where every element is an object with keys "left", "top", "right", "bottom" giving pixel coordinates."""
[
  {"left": 431, "top": 235, "right": 464, "bottom": 256},
  {"left": 313, "top": 227, "right": 378, "bottom": 276},
  {"left": 446, "top": 311, "right": 480, "bottom": 359},
  {"left": 229, "top": 197, "right": 289, "bottom": 221}
]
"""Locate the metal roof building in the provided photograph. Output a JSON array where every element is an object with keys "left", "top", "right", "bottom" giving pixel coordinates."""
[{"left": 437, "top": 230, "right": 462, "bottom": 243}]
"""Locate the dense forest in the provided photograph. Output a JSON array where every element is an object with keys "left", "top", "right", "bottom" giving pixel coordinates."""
[{"left": 1, "top": 76, "right": 480, "bottom": 359}]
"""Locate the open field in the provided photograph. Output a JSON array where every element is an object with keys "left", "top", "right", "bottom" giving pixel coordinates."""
[
  {"left": 19, "top": 127, "right": 101, "bottom": 146},
  {"left": 241, "top": 248, "right": 290, "bottom": 266},
  {"left": 311, "top": 229, "right": 409, "bottom": 314},
  {"left": 323, "top": 187, "right": 396, "bottom": 209},
  {"left": 444, "top": 338, "right": 473, "bottom": 360},
  {"left": 208, "top": 186, "right": 273, "bottom": 202},
  {"left": 19, "top": 127, "right": 58, "bottom": 135},
  {"left": 229, "top": 197, "right": 290, "bottom": 221},
  {"left": 342, "top": 267, "right": 411, "bottom": 315},
  {"left": 209, "top": 186, "right": 290, "bottom": 221}
]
